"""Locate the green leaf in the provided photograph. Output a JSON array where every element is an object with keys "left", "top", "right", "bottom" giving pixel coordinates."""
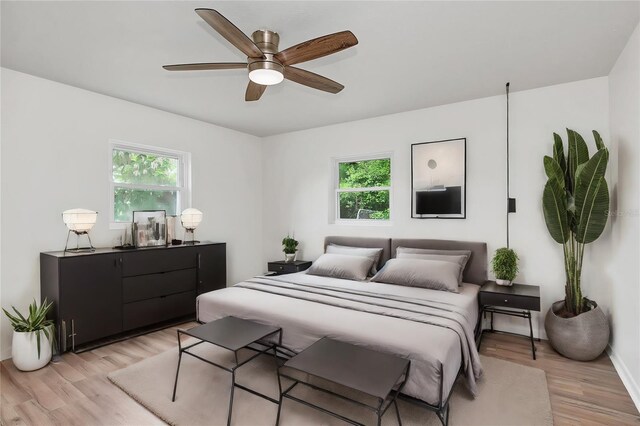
[
  {"left": 543, "top": 179, "right": 570, "bottom": 243},
  {"left": 593, "top": 130, "right": 605, "bottom": 151},
  {"left": 552, "top": 133, "right": 567, "bottom": 175},
  {"left": 544, "top": 156, "right": 565, "bottom": 187},
  {"left": 36, "top": 330, "right": 41, "bottom": 359},
  {"left": 567, "top": 129, "right": 590, "bottom": 193},
  {"left": 575, "top": 149, "right": 610, "bottom": 243},
  {"left": 12, "top": 306, "right": 27, "bottom": 324},
  {"left": 2, "top": 308, "right": 21, "bottom": 327}
]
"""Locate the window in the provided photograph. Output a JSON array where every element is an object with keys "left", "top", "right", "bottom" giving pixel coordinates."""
[
  {"left": 110, "top": 141, "right": 190, "bottom": 224},
  {"left": 335, "top": 155, "right": 392, "bottom": 221}
]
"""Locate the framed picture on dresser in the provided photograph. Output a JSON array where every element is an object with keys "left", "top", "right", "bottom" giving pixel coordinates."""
[{"left": 411, "top": 138, "right": 466, "bottom": 219}]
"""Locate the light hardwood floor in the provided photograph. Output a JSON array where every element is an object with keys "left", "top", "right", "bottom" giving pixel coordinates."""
[{"left": 1, "top": 323, "right": 639, "bottom": 425}]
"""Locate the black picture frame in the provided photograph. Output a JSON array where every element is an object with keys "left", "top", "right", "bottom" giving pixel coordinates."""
[{"left": 411, "top": 138, "right": 466, "bottom": 219}]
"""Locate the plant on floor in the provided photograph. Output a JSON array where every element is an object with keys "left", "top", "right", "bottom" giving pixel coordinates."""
[
  {"left": 491, "top": 248, "right": 519, "bottom": 283},
  {"left": 541, "top": 129, "right": 611, "bottom": 361},
  {"left": 541, "top": 129, "right": 609, "bottom": 317},
  {"left": 3, "top": 299, "right": 55, "bottom": 370},
  {"left": 3, "top": 299, "right": 55, "bottom": 358},
  {"left": 282, "top": 235, "right": 299, "bottom": 254}
]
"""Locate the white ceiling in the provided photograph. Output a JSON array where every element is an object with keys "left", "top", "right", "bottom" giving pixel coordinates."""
[{"left": 2, "top": 1, "right": 638, "bottom": 136}]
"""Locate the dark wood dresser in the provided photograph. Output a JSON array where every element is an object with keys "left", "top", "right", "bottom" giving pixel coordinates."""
[{"left": 40, "top": 242, "right": 226, "bottom": 352}]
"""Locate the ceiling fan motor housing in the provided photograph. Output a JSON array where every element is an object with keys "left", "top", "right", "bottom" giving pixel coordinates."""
[
  {"left": 252, "top": 30, "right": 279, "bottom": 54},
  {"left": 248, "top": 30, "right": 284, "bottom": 82}
]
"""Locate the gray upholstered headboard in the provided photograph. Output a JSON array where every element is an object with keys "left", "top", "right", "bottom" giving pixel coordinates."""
[
  {"left": 391, "top": 238, "right": 488, "bottom": 285},
  {"left": 324, "top": 236, "right": 392, "bottom": 270}
]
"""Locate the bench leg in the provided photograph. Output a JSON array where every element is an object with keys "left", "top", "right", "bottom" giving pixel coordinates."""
[
  {"left": 275, "top": 397, "right": 283, "bottom": 426},
  {"left": 394, "top": 400, "right": 402, "bottom": 426},
  {"left": 436, "top": 402, "right": 450, "bottom": 426},
  {"left": 171, "top": 351, "right": 183, "bottom": 402},
  {"left": 227, "top": 369, "right": 237, "bottom": 426},
  {"left": 171, "top": 331, "right": 184, "bottom": 402}
]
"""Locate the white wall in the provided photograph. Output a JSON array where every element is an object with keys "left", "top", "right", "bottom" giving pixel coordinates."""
[
  {"left": 0, "top": 68, "right": 263, "bottom": 359},
  {"left": 261, "top": 77, "right": 610, "bottom": 340},
  {"left": 606, "top": 23, "right": 640, "bottom": 408}
]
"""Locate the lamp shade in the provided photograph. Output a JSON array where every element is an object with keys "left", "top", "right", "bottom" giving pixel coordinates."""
[
  {"left": 62, "top": 209, "right": 97, "bottom": 233},
  {"left": 181, "top": 208, "right": 203, "bottom": 230}
]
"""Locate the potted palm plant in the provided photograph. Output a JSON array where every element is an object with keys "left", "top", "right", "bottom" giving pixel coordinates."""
[
  {"left": 282, "top": 235, "right": 299, "bottom": 263},
  {"left": 491, "top": 248, "right": 519, "bottom": 286},
  {"left": 3, "top": 299, "right": 55, "bottom": 371},
  {"left": 542, "top": 129, "right": 610, "bottom": 361}
]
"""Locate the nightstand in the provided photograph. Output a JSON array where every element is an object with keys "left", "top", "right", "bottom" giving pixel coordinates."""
[
  {"left": 267, "top": 260, "right": 312, "bottom": 275},
  {"left": 477, "top": 281, "right": 541, "bottom": 359}
]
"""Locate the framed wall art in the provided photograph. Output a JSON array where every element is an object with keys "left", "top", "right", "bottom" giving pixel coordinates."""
[
  {"left": 411, "top": 138, "right": 466, "bottom": 219},
  {"left": 132, "top": 210, "right": 167, "bottom": 247}
]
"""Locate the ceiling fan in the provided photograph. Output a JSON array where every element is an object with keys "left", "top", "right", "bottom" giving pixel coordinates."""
[{"left": 163, "top": 9, "right": 358, "bottom": 101}]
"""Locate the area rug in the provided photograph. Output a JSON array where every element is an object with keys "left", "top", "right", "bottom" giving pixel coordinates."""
[{"left": 108, "top": 343, "right": 553, "bottom": 426}]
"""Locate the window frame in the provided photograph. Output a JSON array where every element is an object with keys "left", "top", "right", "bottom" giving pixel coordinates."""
[
  {"left": 332, "top": 152, "right": 393, "bottom": 225},
  {"left": 108, "top": 139, "right": 191, "bottom": 228}
]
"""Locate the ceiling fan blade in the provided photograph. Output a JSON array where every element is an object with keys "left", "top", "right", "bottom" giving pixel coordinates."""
[
  {"left": 195, "top": 9, "right": 265, "bottom": 59},
  {"left": 163, "top": 62, "right": 247, "bottom": 71},
  {"left": 275, "top": 30, "right": 358, "bottom": 66},
  {"left": 245, "top": 81, "right": 267, "bottom": 101},
  {"left": 284, "top": 66, "right": 344, "bottom": 94}
]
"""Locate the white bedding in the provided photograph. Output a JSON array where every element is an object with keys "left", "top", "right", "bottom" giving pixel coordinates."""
[{"left": 196, "top": 272, "right": 482, "bottom": 406}]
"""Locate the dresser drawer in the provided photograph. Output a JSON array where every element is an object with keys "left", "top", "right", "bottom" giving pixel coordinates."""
[
  {"left": 480, "top": 292, "right": 540, "bottom": 311},
  {"left": 123, "top": 268, "right": 196, "bottom": 303},
  {"left": 123, "top": 290, "right": 195, "bottom": 331},
  {"left": 122, "top": 248, "right": 196, "bottom": 276}
]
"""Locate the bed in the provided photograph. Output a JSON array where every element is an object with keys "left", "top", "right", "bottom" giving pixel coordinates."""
[{"left": 196, "top": 236, "right": 486, "bottom": 425}]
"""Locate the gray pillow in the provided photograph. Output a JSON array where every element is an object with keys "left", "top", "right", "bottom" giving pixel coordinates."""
[
  {"left": 326, "top": 244, "right": 383, "bottom": 275},
  {"left": 396, "top": 247, "right": 471, "bottom": 285},
  {"left": 307, "top": 253, "right": 375, "bottom": 282},
  {"left": 371, "top": 258, "right": 460, "bottom": 293}
]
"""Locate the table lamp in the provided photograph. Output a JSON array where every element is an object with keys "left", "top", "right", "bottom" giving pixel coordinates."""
[
  {"left": 62, "top": 208, "right": 98, "bottom": 252},
  {"left": 181, "top": 208, "right": 203, "bottom": 244}
]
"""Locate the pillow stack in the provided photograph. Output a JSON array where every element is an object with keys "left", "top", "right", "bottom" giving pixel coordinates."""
[
  {"left": 370, "top": 247, "right": 471, "bottom": 293},
  {"left": 306, "top": 244, "right": 384, "bottom": 281}
]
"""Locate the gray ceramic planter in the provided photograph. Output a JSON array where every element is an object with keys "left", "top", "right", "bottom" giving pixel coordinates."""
[{"left": 545, "top": 300, "right": 610, "bottom": 361}]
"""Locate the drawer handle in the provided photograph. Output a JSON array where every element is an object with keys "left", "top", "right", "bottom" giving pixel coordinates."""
[{"left": 504, "top": 299, "right": 509, "bottom": 303}]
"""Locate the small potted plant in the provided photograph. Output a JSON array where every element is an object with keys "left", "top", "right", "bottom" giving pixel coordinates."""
[
  {"left": 3, "top": 299, "right": 55, "bottom": 371},
  {"left": 491, "top": 247, "right": 519, "bottom": 286},
  {"left": 282, "top": 235, "right": 299, "bottom": 263}
]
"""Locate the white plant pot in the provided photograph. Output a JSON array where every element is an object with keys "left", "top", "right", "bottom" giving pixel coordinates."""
[
  {"left": 496, "top": 279, "right": 513, "bottom": 286},
  {"left": 12, "top": 330, "right": 52, "bottom": 371},
  {"left": 284, "top": 253, "right": 296, "bottom": 263}
]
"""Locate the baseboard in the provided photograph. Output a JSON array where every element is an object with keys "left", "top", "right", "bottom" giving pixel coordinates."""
[{"left": 607, "top": 344, "right": 640, "bottom": 412}]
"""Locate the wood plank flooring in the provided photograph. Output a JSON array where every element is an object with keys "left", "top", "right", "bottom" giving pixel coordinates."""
[{"left": 1, "top": 323, "right": 638, "bottom": 425}]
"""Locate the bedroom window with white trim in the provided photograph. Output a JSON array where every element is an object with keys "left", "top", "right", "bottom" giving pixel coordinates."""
[
  {"left": 334, "top": 154, "right": 392, "bottom": 222},
  {"left": 109, "top": 140, "right": 191, "bottom": 225}
]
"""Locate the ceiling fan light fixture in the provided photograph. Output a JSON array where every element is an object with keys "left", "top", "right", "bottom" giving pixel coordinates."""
[
  {"left": 248, "top": 59, "right": 284, "bottom": 86},
  {"left": 249, "top": 68, "right": 284, "bottom": 86}
]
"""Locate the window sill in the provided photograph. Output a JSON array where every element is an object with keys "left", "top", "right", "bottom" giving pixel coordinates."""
[{"left": 333, "top": 220, "right": 394, "bottom": 227}]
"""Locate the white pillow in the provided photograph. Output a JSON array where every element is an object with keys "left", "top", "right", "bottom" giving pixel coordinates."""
[
  {"left": 307, "top": 253, "right": 375, "bottom": 282},
  {"left": 371, "top": 258, "right": 460, "bottom": 293},
  {"left": 326, "top": 244, "right": 383, "bottom": 275},
  {"left": 396, "top": 247, "right": 471, "bottom": 285}
]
